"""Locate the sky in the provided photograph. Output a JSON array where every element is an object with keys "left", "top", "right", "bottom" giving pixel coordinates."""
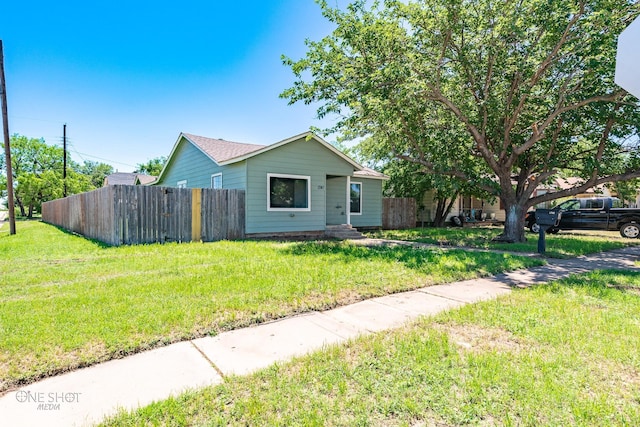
[{"left": 2, "top": 1, "right": 338, "bottom": 173}]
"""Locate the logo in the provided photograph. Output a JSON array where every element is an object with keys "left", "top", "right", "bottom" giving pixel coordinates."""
[{"left": 14, "top": 390, "right": 82, "bottom": 411}]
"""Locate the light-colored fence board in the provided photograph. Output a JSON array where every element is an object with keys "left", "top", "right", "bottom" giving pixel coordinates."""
[
  {"left": 42, "top": 185, "right": 245, "bottom": 246},
  {"left": 382, "top": 197, "right": 416, "bottom": 230}
]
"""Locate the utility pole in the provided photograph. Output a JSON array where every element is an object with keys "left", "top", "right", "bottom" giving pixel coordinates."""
[
  {"left": 63, "top": 123, "right": 67, "bottom": 197},
  {"left": 0, "top": 40, "right": 16, "bottom": 235}
]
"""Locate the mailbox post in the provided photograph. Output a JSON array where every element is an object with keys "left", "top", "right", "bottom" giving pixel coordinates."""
[{"left": 534, "top": 209, "right": 562, "bottom": 254}]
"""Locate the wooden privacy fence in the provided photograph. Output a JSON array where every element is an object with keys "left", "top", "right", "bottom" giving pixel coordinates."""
[
  {"left": 42, "top": 185, "right": 245, "bottom": 246},
  {"left": 382, "top": 197, "right": 416, "bottom": 230}
]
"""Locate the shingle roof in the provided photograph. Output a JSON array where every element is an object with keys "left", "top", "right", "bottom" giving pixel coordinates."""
[
  {"left": 104, "top": 173, "right": 158, "bottom": 186},
  {"left": 136, "top": 175, "right": 157, "bottom": 185},
  {"left": 354, "top": 167, "right": 387, "bottom": 179},
  {"left": 104, "top": 173, "right": 138, "bottom": 185},
  {"left": 183, "top": 133, "right": 265, "bottom": 164}
]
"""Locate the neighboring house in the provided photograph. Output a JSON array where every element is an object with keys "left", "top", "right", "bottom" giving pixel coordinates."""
[
  {"left": 417, "top": 177, "right": 615, "bottom": 226},
  {"left": 104, "top": 173, "right": 157, "bottom": 186},
  {"left": 417, "top": 191, "right": 505, "bottom": 225},
  {"left": 154, "top": 131, "right": 388, "bottom": 236},
  {"left": 530, "top": 177, "right": 614, "bottom": 210}
]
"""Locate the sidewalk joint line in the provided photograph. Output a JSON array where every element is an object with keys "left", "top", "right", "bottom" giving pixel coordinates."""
[
  {"left": 417, "top": 289, "right": 470, "bottom": 303},
  {"left": 190, "top": 340, "right": 226, "bottom": 379},
  {"left": 306, "top": 313, "right": 356, "bottom": 340}
]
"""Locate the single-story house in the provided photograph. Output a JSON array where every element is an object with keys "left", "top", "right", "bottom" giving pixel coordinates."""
[
  {"left": 417, "top": 191, "right": 505, "bottom": 225},
  {"left": 154, "top": 131, "right": 388, "bottom": 236},
  {"left": 104, "top": 172, "right": 157, "bottom": 186}
]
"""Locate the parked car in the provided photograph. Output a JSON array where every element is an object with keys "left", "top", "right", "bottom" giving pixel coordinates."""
[{"left": 525, "top": 197, "right": 640, "bottom": 238}]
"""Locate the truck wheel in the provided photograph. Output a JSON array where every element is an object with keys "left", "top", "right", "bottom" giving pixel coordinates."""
[
  {"left": 620, "top": 223, "right": 640, "bottom": 239},
  {"left": 529, "top": 222, "right": 540, "bottom": 233}
]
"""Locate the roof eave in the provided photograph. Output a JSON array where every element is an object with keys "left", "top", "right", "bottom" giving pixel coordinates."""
[
  {"left": 353, "top": 173, "right": 390, "bottom": 181},
  {"left": 218, "top": 131, "right": 364, "bottom": 170}
]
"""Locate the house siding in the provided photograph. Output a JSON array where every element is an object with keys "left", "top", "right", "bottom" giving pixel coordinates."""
[
  {"left": 245, "top": 137, "right": 355, "bottom": 234},
  {"left": 350, "top": 178, "right": 383, "bottom": 228},
  {"left": 218, "top": 163, "right": 247, "bottom": 190},
  {"left": 156, "top": 138, "right": 247, "bottom": 189}
]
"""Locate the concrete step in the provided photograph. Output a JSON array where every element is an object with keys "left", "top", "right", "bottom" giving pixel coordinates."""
[{"left": 325, "top": 225, "right": 365, "bottom": 240}]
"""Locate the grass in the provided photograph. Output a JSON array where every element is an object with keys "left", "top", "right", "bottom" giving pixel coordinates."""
[
  {"left": 367, "top": 227, "right": 639, "bottom": 258},
  {"left": 101, "top": 270, "right": 640, "bottom": 426},
  {"left": 0, "top": 221, "right": 542, "bottom": 392}
]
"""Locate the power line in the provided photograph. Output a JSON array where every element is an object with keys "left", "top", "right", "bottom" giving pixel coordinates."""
[{"left": 67, "top": 147, "right": 137, "bottom": 168}]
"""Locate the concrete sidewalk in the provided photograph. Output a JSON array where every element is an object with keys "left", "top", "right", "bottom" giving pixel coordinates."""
[{"left": 1, "top": 245, "right": 639, "bottom": 427}]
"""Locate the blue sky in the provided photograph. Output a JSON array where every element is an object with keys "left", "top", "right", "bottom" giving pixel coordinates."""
[{"left": 2, "top": 1, "right": 336, "bottom": 172}]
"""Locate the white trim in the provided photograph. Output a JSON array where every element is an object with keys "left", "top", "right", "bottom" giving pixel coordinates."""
[
  {"left": 267, "top": 173, "right": 311, "bottom": 212},
  {"left": 350, "top": 181, "right": 363, "bottom": 216},
  {"left": 211, "top": 173, "right": 223, "bottom": 189},
  {"left": 177, "top": 180, "right": 187, "bottom": 188},
  {"left": 346, "top": 176, "right": 351, "bottom": 225}
]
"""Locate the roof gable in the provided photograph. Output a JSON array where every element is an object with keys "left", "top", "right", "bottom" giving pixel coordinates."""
[
  {"left": 217, "top": 132, "right": 362, "bottom": 170},
  {"left": 156, "top": 131, "right": 388, "bottom": 183},
  {"left": 182, "top": 133, "right": 265, "bottom": 164}
]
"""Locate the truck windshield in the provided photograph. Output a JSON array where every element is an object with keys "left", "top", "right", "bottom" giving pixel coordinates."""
[{"left": 556, "top": 200, "right": 581, "bottom": 211}]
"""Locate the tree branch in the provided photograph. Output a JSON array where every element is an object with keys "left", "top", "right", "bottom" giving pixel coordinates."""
[{"left": 512, "top": 90, "right": 627, "bottom": 156}]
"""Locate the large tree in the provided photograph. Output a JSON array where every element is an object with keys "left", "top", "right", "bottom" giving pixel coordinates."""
[
  {"left": 282, "top": 0, "right": 640, "bottom": 242},
  {"left": 0, "top": 135, "right": 98, "bottom": 217},
  {"left": 78, "top": 160, "right": 114, "bottom": 188},
  {"left": 135, "top": 156, "right": 167, "bottom": 177}
]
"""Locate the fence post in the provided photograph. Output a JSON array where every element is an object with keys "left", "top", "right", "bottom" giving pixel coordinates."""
[{"left": 191, "top": 188, "right": 202, "bottom": 242}]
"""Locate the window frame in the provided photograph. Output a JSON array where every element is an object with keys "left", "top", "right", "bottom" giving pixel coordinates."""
[
  {"left": 211, "top": 173, "right": 223, "bottom": 189},
  {"left": 350, "top": 181, "right": 362, "bottom": 215},
  {"left": 177, "top": 180, "right": 187, "bottom": 188},
  {"left": 267, "top": 173, "right": 311, "bottom": 212}
]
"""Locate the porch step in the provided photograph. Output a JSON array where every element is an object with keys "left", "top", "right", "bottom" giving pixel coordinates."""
[{"left": 325, "top": 224, "right": 366, "bottom": 240}]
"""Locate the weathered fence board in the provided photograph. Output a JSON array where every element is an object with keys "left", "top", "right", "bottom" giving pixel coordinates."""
[
  {"left": 42, "top": 185, "right": 245, "bottom": 246},
  {"left": 382, "top": 197, "right": 416, "bottom": 230}
]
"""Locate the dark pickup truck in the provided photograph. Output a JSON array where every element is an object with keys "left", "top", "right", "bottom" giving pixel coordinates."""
[{"left": 525, "top": 197, "right": 640, "bottom": 238}]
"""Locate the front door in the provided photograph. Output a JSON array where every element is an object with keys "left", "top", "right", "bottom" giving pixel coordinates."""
[{"left": 326, "top": 176, "right": 347, "bottom": 225}]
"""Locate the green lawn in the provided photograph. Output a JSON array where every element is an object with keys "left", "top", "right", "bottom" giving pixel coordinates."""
[
  {"left": 0, "top": 221, "right": 542, "bottom": 392},
  {"left": 101, "top": 270, "right": 640, "bottom": 426},
  {"left": 367, "top": 227, "right": 639, "bottom": 258}
]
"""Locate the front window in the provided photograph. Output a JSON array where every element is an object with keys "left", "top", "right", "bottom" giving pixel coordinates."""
[
  {"left": 177, "top": 180, "right": 187, "bottom": 188},
  {"left": 267, "top": 174, "right": 310, "bottom": 211},
  {"left": 350, "top": 182, "right": 362, "bottom": 215},
  {"left": 211, "top": 173, "right": 222, "bottom": 189}
]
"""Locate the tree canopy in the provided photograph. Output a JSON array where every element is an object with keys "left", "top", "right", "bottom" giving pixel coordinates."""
[
  {"left": 282, "top": 0, "right": 640, "bottom": 241},
  {"left": 135, "top": 156, "right": 167, "bottom": 177},
  {"left": 0, "top": 134, "right": 111, "bottom": 217}
]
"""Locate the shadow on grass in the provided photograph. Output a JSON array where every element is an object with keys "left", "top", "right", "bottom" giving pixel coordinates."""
[
  {"left": 282, "top": 241, "right": 535, "bottom": 276},
  {"left": 43, "top": 222, "right": 115, "bottom": 249},
  {"left": 544, "top": 269, "right": 640, "bottom": 297}
]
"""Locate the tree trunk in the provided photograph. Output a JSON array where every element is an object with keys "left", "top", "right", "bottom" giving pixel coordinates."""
[
  {"left": 493, "top": 203, "right": 527, "bottom": 243},
  {"left": 433, "top": 198, "right": 447, "bottom": 227},
  {"left": 432, "top": 194, "right": 457, "bottom": 227},
  {"left": 15, "top": 196, "right": 26, "bottom": 217}
]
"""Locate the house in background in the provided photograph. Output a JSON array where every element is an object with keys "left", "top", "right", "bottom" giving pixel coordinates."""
[
  {"left": 416, "top": 177, "right": 619, "bottom": 226},
  {"left": 529, "top": 177, "right": 614, "bottom": 209},
  {"left": 104, "top": 172, "right": 157, "bottom": 186},
  {"left": 417, "top": 191, "right": 505, "bottom": 225},
  {"left": 154, "top": 132, "right": 388, "bottom": 237}
]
